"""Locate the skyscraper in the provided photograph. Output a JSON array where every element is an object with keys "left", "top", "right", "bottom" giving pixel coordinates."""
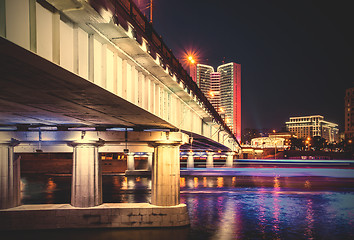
[
  {"left": 196, "top": 62, "right": 241, "bottom": 142},
  {"left": 196, "top": 64, "right": 213, "bottom": 97}
]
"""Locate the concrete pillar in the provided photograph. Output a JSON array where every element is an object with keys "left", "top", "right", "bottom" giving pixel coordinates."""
[
  {"left": 206, "top": 152, "right": 214, "bottom": 168},
  {"left": 226, "top": 152, "right": 234, "bottom": 168},
  {"left": 70, "top": 140, "right": 103, "bottom": 208},
  {"left": 127, "top": 152, "right": 135, "bottom": 171},
  {"left": 187, "top": 152, "right": 194, "bottom": 169},
  {"left": 146, "top": 152, "right": 153, "bottom": 171},
  {"left": 151, "top": 143, "right": 180, "bottom": 206},
  {"left": 0, "top": 140, "right": 20, "bottom": 209}
]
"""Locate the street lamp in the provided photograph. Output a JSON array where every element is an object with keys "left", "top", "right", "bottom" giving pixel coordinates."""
[{"left": 188, "top": 56, "right": 195, "bottom": 64}]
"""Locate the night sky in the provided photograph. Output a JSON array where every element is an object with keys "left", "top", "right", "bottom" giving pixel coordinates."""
[{"left": 146, "top": 0, "right": 353, "bottom": 131}]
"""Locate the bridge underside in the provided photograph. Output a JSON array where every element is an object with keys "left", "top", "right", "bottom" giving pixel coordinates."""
[
  {"left": 0, "top": 37, "right": 172, "bottom": 129},
  {"left": 0, "top": 37, "right": 230, "bottom": 151}
]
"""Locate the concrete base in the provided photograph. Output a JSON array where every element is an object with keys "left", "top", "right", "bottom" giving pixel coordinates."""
[{"left": 0, "top": 203, "right": 189, "bottom": 230}]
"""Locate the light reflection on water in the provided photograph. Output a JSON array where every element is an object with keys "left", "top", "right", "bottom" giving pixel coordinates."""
[{"left": 16, "top": 173, "right": 354, "bottom": 240}]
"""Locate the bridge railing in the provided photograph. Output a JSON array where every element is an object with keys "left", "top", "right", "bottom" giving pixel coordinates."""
[{"left": 88, "top": 0, "right": 238, "bottom": 145}]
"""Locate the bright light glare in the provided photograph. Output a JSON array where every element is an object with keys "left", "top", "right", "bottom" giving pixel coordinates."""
[{"left": 181, "top": 48, "right": 201, "bottom": 68}]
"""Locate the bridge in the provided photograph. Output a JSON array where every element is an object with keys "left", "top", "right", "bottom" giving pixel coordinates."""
[{"left": 0, "top": 0, "right": 240, "bottom": 229}]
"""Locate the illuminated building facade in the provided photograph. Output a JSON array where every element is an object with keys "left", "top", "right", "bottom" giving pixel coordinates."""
[
  {"left": 196, "top": 62, "right": 241, "bottom": 142},
  {"left": 196, "top": 64, "right": 213, "bottom": 98},
  {"left": 345, "top": 87, "right": 354, "bottom": 139},
  {"left": 251, "top": 137, "right": 285, "bottom": 148},
  {"left": 209, "top": 72, "right": 221, "bottom": 109},
  {"left": 286, "top": 115, "right": 339, "bottom": 143}
]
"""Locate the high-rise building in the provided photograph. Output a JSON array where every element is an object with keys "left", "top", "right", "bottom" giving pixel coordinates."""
[
  {"left": 196, "top": 64, "right": 213, "bottom": 98},
  {"left": 345, "top": 87, "right": 354, "bottom": 140},
  {"left": 196, "top": 62, "right": 241, "bottom": 142},
  {"left": 285, "top": 115, "right": 339, "bottom": 143},
  {"left": 218, "top": 63, "right": 241, "bottom": 142},
  {"left": 209, "top": 72, "right": 221, "bottom": 109}
]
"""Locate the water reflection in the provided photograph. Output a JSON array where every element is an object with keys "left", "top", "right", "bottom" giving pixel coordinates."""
[
  {"left": 305, "top": 180, "right": 311, "bottom": 189},
  {"left": 203, "top": 177, "right": 207, "bottom": 187},
  {"left": 217, "top": 177, "right": 224, "bottom": 188},
  {"left": 212, "top": 198, "right": 238, "bottom": 240},
  {"left": 305, "top": 198, "right": 314, "bottom": 240},
  {"left": 232, "top": 177, "right": 236, "bottom": 186},
  {"left": 194, "top": 177, "right": 199, "bottom": 188},
  {"left": 180, "top": 177, "right": 186, "bottom": 188},
  {"left": 180, "top": 175, "right": 354, "bottom": 239},
  {"left": 272, "top": 177, "right": 281, "bottom": 239},
  {"left": 257, "top": 187, "right": 266, "bottom": 238},
  {"left": 18, "top": 174, "right": 354, "bottom": 240}
]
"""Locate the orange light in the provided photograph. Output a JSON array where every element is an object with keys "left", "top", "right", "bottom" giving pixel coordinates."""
[
  {"left": 181, "top": 48, "right": 201, "bottom": 68},
  {"left": 209, "top": 91, "right": 215, "bottom": 97},
  {"left": 219, "top": 107, "right": 224, "bottom": 113},
  {"left": 273, "top": 130, "right": 276, "bottom": 133},
  {"left": 180, "top": 177, "right": 186, "bottom": 188},
  {"left": 187, "top": 55, "right": 196, "bottom": 65}
]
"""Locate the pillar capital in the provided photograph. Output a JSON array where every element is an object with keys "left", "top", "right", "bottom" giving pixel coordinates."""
[
  {"left": 206, "top": 152, "right": 214, "bottom": 156},
  {"left": 226, "top": 151, "right": 234, "bottom": 156},
  {"left": 68, "top": 139, "right": 104, "bottom": 147},
  {"left": 187, "top": 151, "right": 194, "bottom": 156},
  {"left": 149, "top": 132, "right": 189, "bottom": 147},
  {"left": 127, "top": 152, "right": 135, "bottom": 156}
]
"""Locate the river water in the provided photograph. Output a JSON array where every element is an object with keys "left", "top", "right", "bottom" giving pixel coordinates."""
[{"left": 4, "top": 168, "right": 354, "bottom": 240}]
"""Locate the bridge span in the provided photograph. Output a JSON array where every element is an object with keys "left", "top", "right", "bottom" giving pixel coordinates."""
[{"left": 0, "top": 0, "right": 240, "bottom": 229}]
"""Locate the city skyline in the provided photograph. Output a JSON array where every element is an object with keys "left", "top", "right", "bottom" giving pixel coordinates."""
[{"left": 152, "top": 0, "right": 353, "bottom": 131}]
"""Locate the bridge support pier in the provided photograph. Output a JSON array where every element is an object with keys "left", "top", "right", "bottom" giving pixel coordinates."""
[
  {"left": 70, "top": 140, "right": 104, "bottom": 208},
  {"left": 206, "top": 152, "right": 214, "bottom": 168},
  {"left": 226, "top": 152, "right": 234, "bottom": 168},
  {"left": 151, "top": 143, "right": 181, "bottom": 206},
  {"left": 0, "top": 140, "right": 20, "bottom": 209},
  {"left": 187, "top": 152, "right": 194, "bottom": 169},
  {"left": 127, "top": 152, "right": 135, "bottom": 171}
]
